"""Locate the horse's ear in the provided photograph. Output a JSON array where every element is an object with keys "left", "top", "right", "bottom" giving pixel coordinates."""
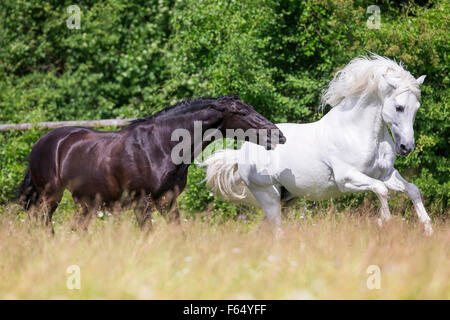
[
  {"left": 416, "top": 75, "right": 426, "bottom": 86},
  {"left": 382, "top": 74, "right": 398, "bottom": 89}
]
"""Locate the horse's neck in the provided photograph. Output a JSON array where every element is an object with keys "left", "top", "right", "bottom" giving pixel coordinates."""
[
  {"left": 191, "top": 111, "right": 224, "bottom": 160},
  {"left": 333, "top": 94, "right": 387, "bottom": 145},
  {"left": 167, "top": 108, "right": 224, "bottom": 162}
]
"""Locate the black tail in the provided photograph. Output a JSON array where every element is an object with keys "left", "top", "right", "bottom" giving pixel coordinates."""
[{"left": 18, "top": 165, "right": 39, "bottom": 210}]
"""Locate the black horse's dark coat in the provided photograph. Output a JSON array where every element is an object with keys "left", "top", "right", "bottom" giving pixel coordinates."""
[{"left": 18, "top": 95, "right": 285, "bottom": 231}]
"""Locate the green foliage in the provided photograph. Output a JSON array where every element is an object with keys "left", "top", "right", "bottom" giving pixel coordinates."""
[
  {"left": 0, "top": 0, "right": 448, "bottom": 215},
  {"left": 179, "top": 164, "right": 213, "bottom": 213},
  {"left": 0, "top": 127, "right": 46, "bottom": 202},
  {"left": 0, "top": 0, "right": 174, "bottom": 122},
  {"left": 180, "top": 164, "right": 245, "bottom": 222}
]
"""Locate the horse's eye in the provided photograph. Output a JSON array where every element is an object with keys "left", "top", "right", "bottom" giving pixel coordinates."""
[
  {"left": 396, "top": 105, "right": 404, "bottom": 112},
  {"left": 238, "top": 109, "right": 249, "bottom": 116}
]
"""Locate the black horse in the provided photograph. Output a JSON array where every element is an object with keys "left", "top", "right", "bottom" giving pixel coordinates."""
[{"left": 18, "top": 95, "right": 285, "bottom": 232}]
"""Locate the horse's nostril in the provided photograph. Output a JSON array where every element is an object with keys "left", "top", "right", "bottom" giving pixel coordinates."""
[{"left": 399, "top": 143, "right": 412, "bottom": 155}]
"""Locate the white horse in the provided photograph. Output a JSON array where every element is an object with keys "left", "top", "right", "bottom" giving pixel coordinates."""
[{"left": 201, "top": 55, "right": 433, "bottom": 235}]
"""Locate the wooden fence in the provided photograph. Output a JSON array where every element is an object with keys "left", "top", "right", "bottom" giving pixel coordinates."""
[{"left": 0, "top": 118, "right": 136, "bottom": 132}]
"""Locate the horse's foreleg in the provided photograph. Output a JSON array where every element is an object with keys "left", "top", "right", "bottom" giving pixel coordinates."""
[
  {"left": 334, "top": 167, "right": 391, "bottom": 226},
  {"left": 166, "top": 201, "right": 180, "bottom": 224},
  {"left": 158, "top": 196, "right": 180, "bottom": 224},
  {"left": 158, "top": 187, "right": 181, "bottom": 224},
  {"left": 134, "top": 201, "right": 153, "bottom": 232},
  {"left": 383, "top": 169, "right": 433, "bottom": 235}
]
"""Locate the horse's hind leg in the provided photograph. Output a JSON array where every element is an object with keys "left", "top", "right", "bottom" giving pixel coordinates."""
[
  {"left": 75, "top": 205, "right": 95, "bottom": 231},
  {"left": 248, "top": 184, "right": 282, "bottom": 235},
  {"left": 69, "top": 200, "right": 95, "bottom": 232},
  {"left": 280, "top": 187, "right": 297, "bottom": 218},
  {"left": 38, "top": 188, "right": 63, "bottom": 234}
]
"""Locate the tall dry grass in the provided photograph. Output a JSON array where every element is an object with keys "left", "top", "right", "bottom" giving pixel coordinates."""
[{"left": 0, "top": 208, "right": 448, "bottom": 299}]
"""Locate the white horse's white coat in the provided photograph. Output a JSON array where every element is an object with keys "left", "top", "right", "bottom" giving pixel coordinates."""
[{"left": 202, "top": 55, "right": 433, "bottom": 235}]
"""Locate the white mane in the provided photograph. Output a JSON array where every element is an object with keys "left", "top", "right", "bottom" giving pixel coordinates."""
[{"left": 321, "top": 54, "right": 421, "bottom": 108}]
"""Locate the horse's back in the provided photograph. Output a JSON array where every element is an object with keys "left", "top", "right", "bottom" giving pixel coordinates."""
[{"left": 239, "top": 122, "right": 341, "bottom": 199}]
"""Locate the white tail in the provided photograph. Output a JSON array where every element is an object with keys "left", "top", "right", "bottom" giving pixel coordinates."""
[{"left": 200, "top": 149, "right": 251, "bottom": 201}]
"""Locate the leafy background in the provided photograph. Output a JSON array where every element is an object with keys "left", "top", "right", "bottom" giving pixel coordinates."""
[{"left": 0, "top": 0, "right": 448, "bottom": 217}]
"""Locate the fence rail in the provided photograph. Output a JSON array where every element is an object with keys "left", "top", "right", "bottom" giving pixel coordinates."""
[{"left": 0, "top": 118, "right": 136, "bottom": 132}]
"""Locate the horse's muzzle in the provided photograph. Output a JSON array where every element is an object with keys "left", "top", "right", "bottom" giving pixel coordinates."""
[
  {"left": 266, "top": 132, "right": 286, "bottom": 150},
  {"left": 396, "top": 142, "right": 414, "bottom": 156}
]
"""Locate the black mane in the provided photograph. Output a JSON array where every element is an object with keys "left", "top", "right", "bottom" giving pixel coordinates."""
[{"left": 128, "top": 95, "right": 240, "bottom": 126}]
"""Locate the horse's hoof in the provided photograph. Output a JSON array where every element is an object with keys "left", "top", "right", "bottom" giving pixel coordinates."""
[
  {"left": 274, "top": 227, "right": 283, "bottom": 239},
  {"left": 377, "top": 218, "right": 383, "bottom": 227},
  {"left": 424, "top": 224, "right": 433, "bottom": 236}
]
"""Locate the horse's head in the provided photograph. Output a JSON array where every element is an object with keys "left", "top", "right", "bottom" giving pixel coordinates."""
[
  {"left": 380, "top": 74, "right": 426, "bottom": 156},
  {"left": 212, "top": 95, "right": 286, "bottom": 149}
]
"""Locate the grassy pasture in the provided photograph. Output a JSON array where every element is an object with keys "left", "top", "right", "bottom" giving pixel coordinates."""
[{"left": 0, "top": 204, "right": 448, "bottom": 300}]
